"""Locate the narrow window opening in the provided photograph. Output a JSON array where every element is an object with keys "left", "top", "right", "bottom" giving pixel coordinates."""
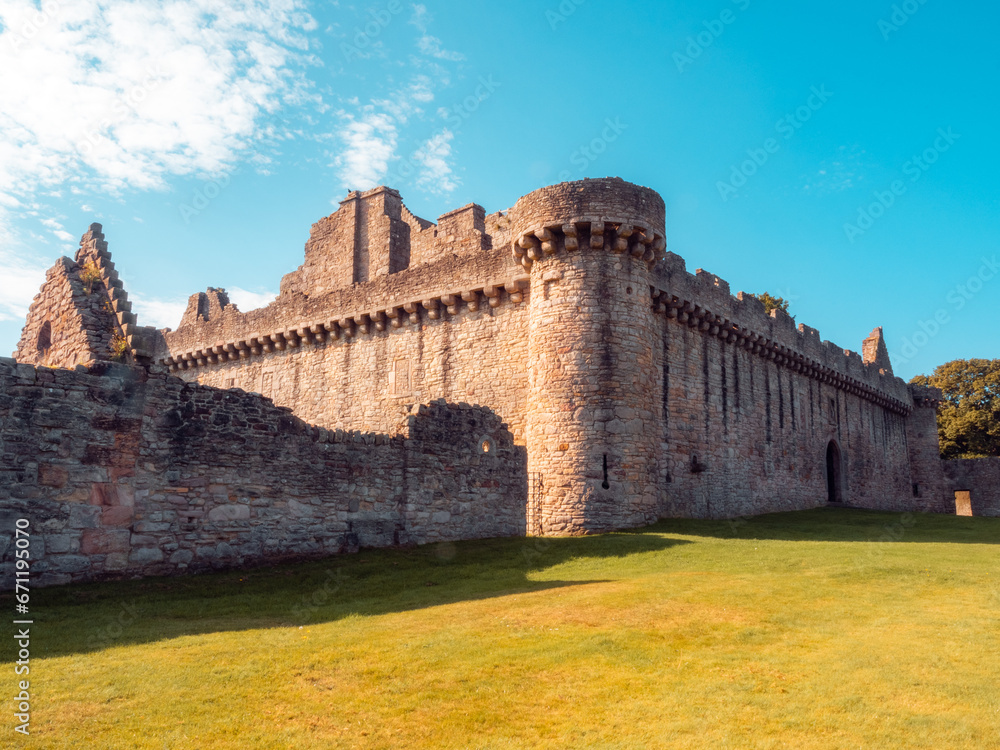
[
  {"left": 601, "top": 454, "right": 610, "bottom": 489},
  {"left": 912, "top": 483, "right": 920, "bottom": 498},
  {"left": 955, "top": 490, "right": 972, "bottom": 516},
  {"left": 826, "top": 440, "right": 842, "bottom": 503},
  {"left": 37, "top": 321, "right": 52, "bottom": 354}
]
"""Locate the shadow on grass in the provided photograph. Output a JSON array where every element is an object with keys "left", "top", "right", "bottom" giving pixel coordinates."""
[
  {"left": 7, "top": 530, "right": 688, "bottom": 659},
  {"left": 654, "top": 506, "right": 1000, "bottom": 544}
]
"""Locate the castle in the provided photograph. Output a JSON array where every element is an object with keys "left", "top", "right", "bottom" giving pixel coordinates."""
[{"left": 4, "top": 178, "right": 997, "bottom": 586}]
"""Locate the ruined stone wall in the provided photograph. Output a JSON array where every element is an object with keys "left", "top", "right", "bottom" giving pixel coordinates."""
[
  {"left": 0, "top": 359, "right": 526, "bottom": 587},
  {"left": 14, "top": 258, "right": 99, "bottom": 369},
  {"left": 15, "top": 223, "right": 157, "bottom": 367},
  {"left": 943, "top": 458, "right": 1000, "bottom": 517}
]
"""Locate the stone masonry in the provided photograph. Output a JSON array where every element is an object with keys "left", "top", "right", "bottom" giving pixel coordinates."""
[
  {"left": 5, "top": 177, "right": 994, "bottom": 585},
  {"left": 0, "top": 359, "right": 524, "bottom": 586}
]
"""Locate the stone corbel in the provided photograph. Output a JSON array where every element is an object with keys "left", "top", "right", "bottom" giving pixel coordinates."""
[
  {"left": 422, "top": 299, "right": 441, "bottom": 320},
  {"left": 323, "top": 321, "right": 341, "bottom": 340},
  {"left": 590, "top": 221, "right": 605, "bottom": 249},
  {"left": 310, "top": 323, "right": 328, "bottom": 342},
  {"left": 462, "top": 290, "right": 480, "bottom": 312},
  {"left": 535, "top": 227, "right": 557, "bottom": 255},
  {"left": 441, "top": 294, "right": 459, "bottom": 315},
  {"left": 403, "top": 301, "right": 420, "bottom": 325},
  {"left": 519, "top": 234, "right": 542, "bottom": 261},
  {"left": 483, "top": 285, "right": 502, "bottom": 308},
  {"left": 616, "top": 224, "right": 634, "bottom": 254},
  {"left": 563, "top": 224, "right": 578, "bottom": 251},
  {"left": 505, "top": 280, "right": 527, "bottom": 304}
]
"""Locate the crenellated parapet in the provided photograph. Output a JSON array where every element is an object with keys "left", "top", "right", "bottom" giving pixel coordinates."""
[
  {"left": 161, "top": 274, "right": 529, "bottom": 372},
  {"left": 649, "top": 254, "right": 914, "bottom": 415},
  {"left": 507, "top": 178, "right": 666, "bottom": 271}
]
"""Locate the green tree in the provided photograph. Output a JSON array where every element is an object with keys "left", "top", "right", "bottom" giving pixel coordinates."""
[
  {"left": 910, "top": 359, "right": 1000, "bottom": 459},
  {"left": 751, "top": 292, "right": 794, "bottom": 319}
]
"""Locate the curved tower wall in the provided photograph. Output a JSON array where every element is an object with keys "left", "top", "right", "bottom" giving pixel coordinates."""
[{"left": 510, "top": 179, "right": 667, "bottom": 534}]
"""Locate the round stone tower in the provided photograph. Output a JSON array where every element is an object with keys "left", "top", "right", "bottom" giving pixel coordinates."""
[{"left": 509, "top": 178, "right": 667, "bottom": 535}]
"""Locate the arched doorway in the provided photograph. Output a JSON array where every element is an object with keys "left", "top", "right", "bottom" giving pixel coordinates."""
[{"left": 825, "top": 440, "right": 842, "bottom": 504}]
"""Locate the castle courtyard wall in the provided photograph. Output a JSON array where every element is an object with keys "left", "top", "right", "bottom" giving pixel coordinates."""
[{"left": 0, "top": 359, "right": 526, "bottom": 587}]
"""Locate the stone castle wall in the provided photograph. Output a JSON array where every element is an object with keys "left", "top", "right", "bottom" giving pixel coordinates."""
[
  {"left": 0, "top": 358, "right": 526, "bottom": 587},
  {"left": 646, "top": 256, "right": 953, "bottom": 517},
  {"left": 155, "top": 177, "right": 956, "bottom": 529},
  {"left": 13, "top": 177, "right": 981, "bottom": 564}
]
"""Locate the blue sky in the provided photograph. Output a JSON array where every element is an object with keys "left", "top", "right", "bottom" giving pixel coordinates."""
[{"left": 0, "top": 0, "right": 996, "bottom": 380}]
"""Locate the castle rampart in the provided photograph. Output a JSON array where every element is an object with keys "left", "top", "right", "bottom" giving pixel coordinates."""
[
  {"left": 9, "top": 176, "right": 986, "bottom": 569},
  {"left": 145, "top": 177, "right": 953, "bottom": 530}
]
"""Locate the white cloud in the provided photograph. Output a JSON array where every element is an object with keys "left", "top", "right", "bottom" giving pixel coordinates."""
[
  {"left": 228, "top": 287, "right": 277, "bottom": 312},
  {"left": 417, "top": 35, "right": 464, "bottom": 62},
  {"left": 129, "top": 287, "right": 276, "bottom": 331},
  {"left": 413, "top": 130, "right": 458, "bottom": 194},
  {"left": 410, "top": 4, "right": 430, "bottom": 33},
  {"left": 0, "top": 213, "right": 48, "bottom": 323},
  {"left": 0, "top": 0, "right": 316, "bottom": 204},
  {"left": 333, "top": 110, "right": 398, "bottom": 190},
  {"left": 129, "top": 295, "right": 188, "bottom": 330},
  {"left": 329, "top": 3, "right": 464, "bottom": 195}
]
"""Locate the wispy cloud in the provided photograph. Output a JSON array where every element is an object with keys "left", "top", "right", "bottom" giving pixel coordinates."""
[
  {"left": 0, "top": 218, "right": 48, "bottom": 325},
  {"left": 130, "top": 286, "right": 276, "bottom": 331},
  {"left": 0, "top": 0, "right": 317, "bottom": 344},
  {"left": 417, "top": 35, "right": 465, "bottom": 62},
  {"left": 228, "top": 287, "right": 277, "bottom": 313},
  {"left": 0, "top": 0, "right": 317, "bottom": 203},
  {"left": 802, "top": 145, "right": 871, "bottom": 194},
  {"left": 330, "top": 3, "right": 465, "bottom": 195},
  {"left": 333, "top": 111, "right": 399, "bottom": 190},
  {"left": 129, "top": 294, "right": 188, "bottom": 331},
  {"left": 414, "top": 129, "right": 459, "bottom": 194}
]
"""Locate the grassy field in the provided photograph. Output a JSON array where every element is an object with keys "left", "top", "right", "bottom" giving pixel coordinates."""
[{"left": 5, "top": 508, "right": 1000, "bottom": 749}]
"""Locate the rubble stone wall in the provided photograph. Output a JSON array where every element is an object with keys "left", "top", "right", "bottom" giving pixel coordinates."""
[
  {"left": 0, "top": 359, "right": 526, "bottom": 587},
  {"left": 943, "top": 458, "right": 1000, "bottom": 517}
]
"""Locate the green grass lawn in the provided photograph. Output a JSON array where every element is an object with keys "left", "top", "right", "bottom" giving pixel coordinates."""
[{"left": 6, "top": 508, "right": 1000, "bottom": 749}]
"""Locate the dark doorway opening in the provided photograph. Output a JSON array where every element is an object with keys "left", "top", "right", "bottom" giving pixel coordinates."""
[{"left": 826, "top": 440, "right": 842, "bottom": 504}]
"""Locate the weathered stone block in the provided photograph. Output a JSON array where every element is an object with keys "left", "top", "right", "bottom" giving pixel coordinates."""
[{"left": 207, "top": 505, "right": 250, "bottom": 522}]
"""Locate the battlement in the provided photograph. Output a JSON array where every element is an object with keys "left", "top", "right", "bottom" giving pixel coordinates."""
[
  {"left": 508, "top": 177, "right": 667, "bottom": 271},
  {"left": 649, "top": 252, "right": 913, "bottom": 414}
]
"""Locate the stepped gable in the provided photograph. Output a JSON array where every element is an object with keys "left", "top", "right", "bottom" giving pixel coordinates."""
[{"left": 15, "top": 224, "right": 161, "bottom": 368}]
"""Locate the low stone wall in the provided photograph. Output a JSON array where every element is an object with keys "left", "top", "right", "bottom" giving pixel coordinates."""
[
  {"left": 0, "top": 359, "right": 526, "bottom": 587},
  {"left": 943, "top": 458, "right": 1000, "bottom": 517}
]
